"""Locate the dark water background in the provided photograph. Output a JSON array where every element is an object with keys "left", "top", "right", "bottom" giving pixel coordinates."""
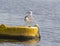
[{"left": 0, "top": 0, "right": 60, "bottom": 46}]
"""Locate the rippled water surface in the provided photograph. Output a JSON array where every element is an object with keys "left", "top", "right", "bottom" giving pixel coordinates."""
[{"left": 0, "top": 0, "right": 60, "bottom": 46}]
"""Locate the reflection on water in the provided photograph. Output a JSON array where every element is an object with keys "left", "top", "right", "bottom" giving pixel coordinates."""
[
  {"left": 0, "top": 43, "right": 40, "bottom": 46},
  {"left": 23, "top": 44, "right": 39, "bottom": 46},
  {"left": 0, "top": 37, "right": 40, "bottom": 46}
]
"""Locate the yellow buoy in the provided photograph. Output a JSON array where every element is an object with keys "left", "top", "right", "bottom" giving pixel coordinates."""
[{"left": 0, "top": 24, "right": 40, "bottom": 43}]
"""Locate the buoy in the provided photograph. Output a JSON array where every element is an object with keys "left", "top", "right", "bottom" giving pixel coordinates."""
[{"left": 0, "top": 24, "right": 40, "bottom": 43}]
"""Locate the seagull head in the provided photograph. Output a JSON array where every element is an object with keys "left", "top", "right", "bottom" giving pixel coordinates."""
[{"left": 26, "top": 11, "right": 32, "bottom": 15}]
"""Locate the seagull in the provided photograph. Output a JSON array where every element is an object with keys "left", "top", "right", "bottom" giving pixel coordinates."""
[{"left": 24, "top": 11, "right": 34, "bottom": 23}]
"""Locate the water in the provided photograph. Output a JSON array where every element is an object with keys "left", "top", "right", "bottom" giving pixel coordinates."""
[{"left": 0, "top": 0, "right": 60, "bottom": 46}]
